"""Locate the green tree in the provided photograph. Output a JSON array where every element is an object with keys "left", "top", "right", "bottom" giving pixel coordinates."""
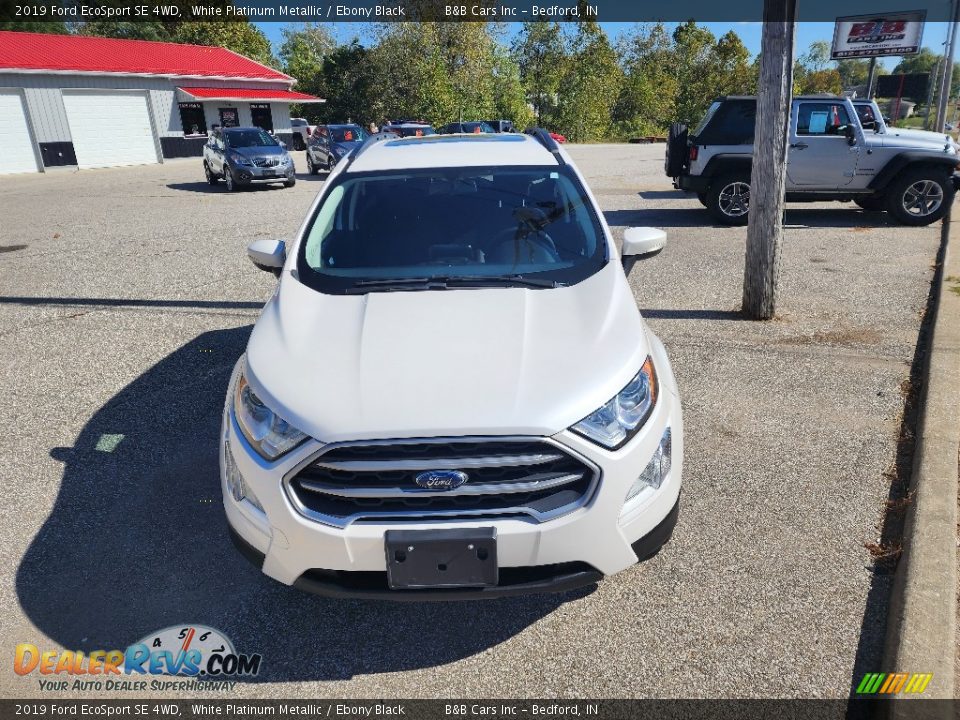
[
  {"left": 173, "top": 21, "right": 275, "bottom": 67},
  {"left": 512, "top": 20, "right": 566, "bottom": 126},
  {"left": 279, "top": 22, "right": 337, "bottom": 95},
  {"left": 554, "top": 20, "right": 621, "bottom": 141},
  {"left": 613, "top": 23, "right": 678, "bottom": 137},
  {"left": 489, "top": 43, "right": 535, "bottom": 129},
  {"left": 308, "top": 41, "right": 377, "bottom": 125},
  {"left": 0, "top": 20, "right": 69, "bottom": 33}
]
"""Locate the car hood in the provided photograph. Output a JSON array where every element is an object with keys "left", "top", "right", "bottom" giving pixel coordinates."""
[
  {"left": 230, "top": 145, "right": 285, "bottom": 158},
  {"left": 880, "top": 127, "right": 959, "bottom": 149},
  {"left": 245, "top": 262, "right": 650, "bottom": 442}
]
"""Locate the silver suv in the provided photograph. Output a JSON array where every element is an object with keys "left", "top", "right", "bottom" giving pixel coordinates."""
[{"left": 666, "top": 95, "right": 958, "bottom": 226}]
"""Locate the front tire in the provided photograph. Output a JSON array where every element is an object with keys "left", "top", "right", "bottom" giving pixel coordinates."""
[
  {"left": 224, "top": 168, "right": 236, "bottom": 192},
  {"left": 284, "top": 177, "right": 296, "bottom": 188},
  {"left": 204, "top": 162, "right": 218, "bottom": 185},
  {"left": 697, "top": 192, "right": 708, "bottom": 207},
  {"left": 885, "top": 169, "right": 953, "bottom": 226},
  {"left": 306, "top": 152, "right": 318, "bottom": 175},
  {"left": 706, "top": 174, "right": 751, "bottom": 225}
]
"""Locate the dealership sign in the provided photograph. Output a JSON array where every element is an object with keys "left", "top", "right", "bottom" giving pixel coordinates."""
[{"left": 831, "top": 11, "right": 926, "bottom": 59}]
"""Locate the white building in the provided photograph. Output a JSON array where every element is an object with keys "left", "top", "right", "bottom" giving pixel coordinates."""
[{"left": 0, "top": 30, "right": 323, "bottom": 174}]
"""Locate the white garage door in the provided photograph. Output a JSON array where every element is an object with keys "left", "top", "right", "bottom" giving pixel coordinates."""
[
  {"left": 0, "top": 91, "right": 39, "bottom": 175},
  {"left": 63, "top": 91, "right": 158, "bottom": 169}
]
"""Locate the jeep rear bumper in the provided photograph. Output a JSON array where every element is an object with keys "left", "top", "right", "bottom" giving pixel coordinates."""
[{"left": 675, "top": 174, "right": 711, "bottom": 194}]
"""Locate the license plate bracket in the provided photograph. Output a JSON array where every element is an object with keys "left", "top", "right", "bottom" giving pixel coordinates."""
[{"left": 385, "top": 528, "right": 497, "bottom": 590}]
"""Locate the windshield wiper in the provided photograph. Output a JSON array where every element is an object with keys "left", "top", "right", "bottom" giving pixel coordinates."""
[{"left": 343, "top": 275, "right": 563, "bottom": 293}]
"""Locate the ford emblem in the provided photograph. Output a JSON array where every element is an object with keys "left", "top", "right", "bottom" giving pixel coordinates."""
[{"left": 414, "top": 470, "right": 469, "bottom": 490}]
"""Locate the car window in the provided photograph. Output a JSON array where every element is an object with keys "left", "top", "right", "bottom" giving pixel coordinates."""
[
  {"left": 796, "top": 103, "right": 852, "bottom": 136},
  {"left": 695, "top": 100, "right": 755, "bottom": 144},
  {"left": 224, "top": 129, "right": 278, "bottom": 148},
  {"left": 299, "top": 165, "right": 607, "bottom": 294},
  {"left": 330, "top": 126, "right": 368, "bottom": 143}
]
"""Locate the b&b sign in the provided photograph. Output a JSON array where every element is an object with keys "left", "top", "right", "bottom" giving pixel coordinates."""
[{"left": 831, "top": 11, "right": 926, "bottom": 59}]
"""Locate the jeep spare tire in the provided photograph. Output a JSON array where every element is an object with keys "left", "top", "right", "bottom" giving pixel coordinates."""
[{"left": 665, "top": 122, "right": 688, "bottom": 177}]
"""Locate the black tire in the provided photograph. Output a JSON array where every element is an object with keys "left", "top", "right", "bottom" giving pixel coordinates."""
[
  {"left": 664, "top": 122, "right": 688, "bottom": 177},
  {"left": 204, "top": 162, "right": 218, "bottom": 185},
  {"left": 326, "top": 157, "right": 335, "bottom": 173},
  {"left": 697, "top": 192, "right": 708, "bottom": 207},
  {"left": 854, "top": 195, "right": 886, "bottom": 212},
  {"left": 284, "top": 177, "right": 296, "bottom": 188},
  {"left": 885, "top": 168, "right": 954, "bottom": 226},
  {"left": 706, "top": 173, "right": 751, "bottom": 225},
  {"left": 224, "top": 167, "right": 236, "bottom": 192},
  {"left": 306, "top": 152, "right": 318, "bottom": 175},
  {"left": 293, "top": 135, "right": 305, "bottom": 151}
]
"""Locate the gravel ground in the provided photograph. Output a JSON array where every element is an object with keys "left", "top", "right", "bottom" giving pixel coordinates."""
[{"left": 0, "top": 144, "right": 940, "bottom": 699}]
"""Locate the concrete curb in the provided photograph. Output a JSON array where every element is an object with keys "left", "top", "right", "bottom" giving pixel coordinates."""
[{"left": 883, "top": 209, "right": 960, "bottom": 712}]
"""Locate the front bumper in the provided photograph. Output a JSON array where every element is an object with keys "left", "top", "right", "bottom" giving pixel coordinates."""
[
  {"left": 230, "top": 164, "right": 295, "bottom": 184},
  {"left": 221, "top": 340, "right": 683, "bottom": 600}
]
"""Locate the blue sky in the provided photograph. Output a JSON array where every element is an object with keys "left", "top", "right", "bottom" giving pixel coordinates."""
[{"left": 254, "top": 20, "right": 954, "bottom": 69}]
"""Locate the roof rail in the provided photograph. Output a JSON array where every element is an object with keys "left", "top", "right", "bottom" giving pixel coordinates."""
[
  {"left": 524, "top": 126, "right": 565, "bottom": 165},
  {"left": 341, "top": 130, "right": 400, "bottom": 171}
]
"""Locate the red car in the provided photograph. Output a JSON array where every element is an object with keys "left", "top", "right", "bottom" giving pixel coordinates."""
[{"left": 549, "top": 131, "right": 567, "bottom": 143}]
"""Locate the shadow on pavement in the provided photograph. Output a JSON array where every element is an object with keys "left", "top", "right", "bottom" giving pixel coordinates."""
[
  {"left": 166, "top": 182, "right": 289, "bottom": 194},
  {"left": 16, "top": 326, "right": 586, "bottom": 683},
  {"left": 641, "top": 308, "right": 746, "bottom": 321},
  {"left": 606, "top": 207, "right": 896, "bottom": 230},
  {"left": 637, "top": 190, "right": 689, "bottom": 200}
]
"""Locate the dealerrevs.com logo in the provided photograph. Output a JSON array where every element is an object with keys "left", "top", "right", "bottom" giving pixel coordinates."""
[{"left": 15, "top": 625, "right": 262, "bottom": 692}]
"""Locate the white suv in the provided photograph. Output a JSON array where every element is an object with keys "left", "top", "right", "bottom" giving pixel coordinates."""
[{"left": 222, "top": 130, "right": 683, "bottom": 599}]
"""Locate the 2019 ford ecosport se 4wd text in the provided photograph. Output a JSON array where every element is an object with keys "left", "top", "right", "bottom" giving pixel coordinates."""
[{"left": 222, "top": 130, "right": 682, "bottom": 599}]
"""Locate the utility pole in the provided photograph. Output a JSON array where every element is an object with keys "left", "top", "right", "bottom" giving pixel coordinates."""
[
  {"left": 742, "top": 0, "right": 797, "bottom": 320},
  {"left": 924, "top": 58, "right": 941, "bottom": 130},
  {"left": 936, "top": 0, "right": 960, "bottom": 132},
  {"left": 866, "top": 57, "right": 877, "bottom": 99}
]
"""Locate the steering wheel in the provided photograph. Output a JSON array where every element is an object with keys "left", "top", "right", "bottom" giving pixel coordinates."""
[{"left": 488, "top": 227, "right": 559, "bottom": 264}]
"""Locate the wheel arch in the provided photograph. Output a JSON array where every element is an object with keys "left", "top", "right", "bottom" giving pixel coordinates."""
[{"left": 868, "top": 152, "right": 957, "bottom": 191}]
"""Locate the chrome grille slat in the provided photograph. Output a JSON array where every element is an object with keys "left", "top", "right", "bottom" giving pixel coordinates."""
[
  {"left": 283, "top": 436, "right": 599, "bottom": 529},
  {"left": 311, "top": 452, "right": 564, "bottom": 472},
  {"left": 299, "top": 471, "right": 584, "bottom": 499}
]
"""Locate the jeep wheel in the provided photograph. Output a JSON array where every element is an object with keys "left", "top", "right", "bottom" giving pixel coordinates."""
[
  {"left": 854, "top": 195, "right": 885, "bottom": 212},
  {"left": 697, "top": 192, "right": 708, "bottom": 207},
  {"left": 707, "top": 175, "right": 751, "bottom": 225},
  {"left": 886, "top": 170, "right": 953, "bottom": 226}
]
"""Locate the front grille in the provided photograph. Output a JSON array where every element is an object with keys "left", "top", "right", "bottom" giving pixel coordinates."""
[
  {"left": 253, "top": 157, "right": 280, "bottom": 167},
  {"left": 285, "top": 438, "right": 599, "bottom": 528}
]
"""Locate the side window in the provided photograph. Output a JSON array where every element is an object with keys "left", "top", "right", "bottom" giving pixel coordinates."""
[{"left": 796, "top": 103, "right": 851, "bottom": 136}]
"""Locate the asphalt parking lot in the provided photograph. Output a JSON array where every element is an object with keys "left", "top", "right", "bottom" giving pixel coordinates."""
[{"left": 0, "top": 145, "right": 941, "bottom": 699}]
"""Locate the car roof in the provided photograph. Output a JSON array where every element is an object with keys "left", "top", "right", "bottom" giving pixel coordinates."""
[
  {"left": 221, "top": 126, "right": 264, "bottom": 132},
  {"left": 712, "top": 94, "right": 848, "bottom": 102},
  {"left": 347, "top": 133, "right": 560, "bottom": 172}
]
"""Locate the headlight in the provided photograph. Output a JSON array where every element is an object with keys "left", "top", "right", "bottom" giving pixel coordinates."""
[
  {"left": 229, "top": 152, "right": 252, "bottom": 166},
  {"left": 571, "top": 357, "right": 657, "bottom": 449},
  {"left": 233, "top": 371, "right": 308, "bottom": 460}
]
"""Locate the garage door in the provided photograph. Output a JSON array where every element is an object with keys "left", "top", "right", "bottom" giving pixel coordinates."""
[
  {"left": 62, "top": 91, "right": 158, "bottom": 169},
  {"left": 0, "top": 91, "right": 39, "bottom": 175}
]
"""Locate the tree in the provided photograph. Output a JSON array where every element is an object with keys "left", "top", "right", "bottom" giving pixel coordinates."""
[
  {"left": 173, "top": 22, "right": 275, "bottom": 68},
  {"left": 613, "top": 23, "right": 678, "bottom": 137},
  {"left": 671, "top": 21, "right": 718, "bottom": 124},
  {"left": 308, "top": 41, "right": 377, "bottom": 125},
  {"left": 279, "top": 23, "right": 337, "bottom": 95},
  {"left": 799, "top": 39, "right": 831, "bottom": 72},
  {"left": 0, "top": 20, "right": 69, "bottom": 33},
  {"left": 554, "top": 20, "right": 621, "bottom": 141},
  {"left": 489, "top": 44, "right": 535, "bottom": 129},
  {"left": 512, "top": 21, "right": 566, "bottom": 126}
]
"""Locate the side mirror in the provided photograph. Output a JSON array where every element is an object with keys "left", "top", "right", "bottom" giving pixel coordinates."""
[
  {"left": 278, "top": 141, "right": 287, "bottom": 149},
  {"left": 621, "top": 227, "right": 666, "bottom": 276},
  {"left": 247, "top": 239, "right": 286, "bottom": 277}
]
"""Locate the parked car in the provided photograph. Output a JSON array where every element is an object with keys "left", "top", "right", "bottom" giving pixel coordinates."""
[
  {"left": 549, "top": 131, "right": 567, "bottom": 143},
  {"left": 438, "top": 121, "right": 497, "bottom": 134},
  {"left": 203, "top": 126, "right": 296, "bottom": 192},
  {"left": 224, "top": 129, "right": 682, "bottom": 599},
  {"left": 485, "top": 120, "right": 517, "bottom": 133},
  {"left": 666, "top": 94, "right": 958, "bottom": 225},
  {"left": 383, "top": 122, "right": 436, "bottom": 138},
  {"left": 306, "top": 124, "right": 369, "bottom": 174},
  {"left": 290, "top": 118, "right": 312, "bottom": 150}
]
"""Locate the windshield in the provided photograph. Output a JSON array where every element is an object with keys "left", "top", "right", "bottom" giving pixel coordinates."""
[
  {"left": 225, "top": 129, "right": 278, "bottom": 148},
  {"left": 298, "top": 165, "right": 608, "bottom": 294},
  {"left": 854, "top": 103, "right": 885, "bottom": 133},
  {"left": 330, "top": 126, "right": 368, "bottom": 143},
  {"left": 393, "top": 125, "right": 435, "bottom": 137}
]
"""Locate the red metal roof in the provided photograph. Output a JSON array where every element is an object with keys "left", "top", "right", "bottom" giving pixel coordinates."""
[
  {"left": 0, "top": 30, "right": 293, "bottom": 82},
  {"left": 179, "top": 87, "right": 323, "bottom": 102}
]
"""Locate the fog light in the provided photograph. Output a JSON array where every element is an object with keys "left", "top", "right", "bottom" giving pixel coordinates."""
[
  {"left": 224, "top": 440, "right": 264, "bottom": 512},
  {"left": 620, "top": 427, "right": 672, "bottom": 519}
]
